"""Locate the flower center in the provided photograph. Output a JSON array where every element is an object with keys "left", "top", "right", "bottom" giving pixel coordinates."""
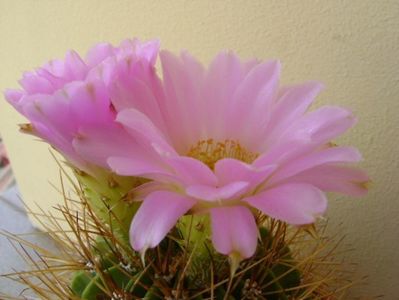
[{"left": 187, "top": 138, "right": 259, "bottom": 169}]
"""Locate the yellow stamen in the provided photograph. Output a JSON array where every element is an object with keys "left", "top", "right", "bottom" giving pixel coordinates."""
[
  {"left": 359, "top": 180, "right": 372, "bottom": 190},
  {"left": 187, "top": 138, "right": 259, "bottom": 169}
]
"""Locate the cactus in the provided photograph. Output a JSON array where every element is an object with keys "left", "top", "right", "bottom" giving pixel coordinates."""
[
  {"left": 1, "top": 167, "right": 352, "bottom": 300},
  {"left": 73, "top": 167, "right": 144, "bottom": 239},
  {"left": 70, "top": 223, "right": 302, "bottom": 299}
]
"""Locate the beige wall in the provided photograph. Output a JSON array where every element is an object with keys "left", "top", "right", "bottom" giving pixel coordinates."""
[{"left": 0, "top": 1, "right": 398, "bottom": 297}]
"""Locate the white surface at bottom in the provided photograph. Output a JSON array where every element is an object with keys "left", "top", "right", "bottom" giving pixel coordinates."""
[{"left": 0, "top": 185, "right": 57, "bottom": 298}]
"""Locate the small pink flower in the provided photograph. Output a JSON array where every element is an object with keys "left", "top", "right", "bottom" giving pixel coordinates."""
[
  {"left": 4, "top": 39, "right": 160, "bottom": 171},
  {"left": 74, "top": 50, "right": 369, "bottom": 259}
]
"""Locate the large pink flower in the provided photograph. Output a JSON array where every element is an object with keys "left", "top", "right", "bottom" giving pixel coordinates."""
[
  {"left": 4, "top": 39, "right": 160, "bottom": 172},
  {"left": 74, "top": 50, "right": 369, "bottom": 259}
]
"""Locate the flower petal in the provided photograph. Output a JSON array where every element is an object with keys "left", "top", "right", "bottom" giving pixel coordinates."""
[
  {"left": 246, "top": 183, "right": 327, "bottom": 225},
  {"left": 116, "top": 108, "right": 175, "bottom": 155},
  {"left": 85, "top": 42, "right": 115, "bottom": 68},
  {"left": 160, "top": 50, "right": 206, "bottom": 151},
  {"left": 210, "top": 206, "right": 258, "bottom": 258},
  {"left": 270, "top": 146, "right": 362, "bottom": 183},
  {"left": 203, "top": 52, "right": 249, "bottom": 140},
  {"left": 265, "top": 82, "right": 324, "bottom": 143},
  {"left": 165, "top": 156, "right": 218, "bottom": 186},
  {"left": 63, "top": 50, "right": 88, "bottom": 80},
  {"left": 4, "top": 89, "right": 24, "bottom": 110},
  {"left": 110, "top": 66, "right": 165, "bottom": 128},
  {"left": 254, "top": 138, "right": 314, "bottom": 168},
  {"left": 19, "top": 71, "right": 53, "bottom": 94},
  {"left": 215, "top": 158, "right": 276, "bottom": 187},
  {"left": 73, "top": 124, "right": 141, "bottom": 167},
  {"left": 186, "top": 181, "right": 249, "bottom": 202},
  {"left": 227, "top": 60, "right": 280, "bottom": 150},
  {"left": 119, "top": 38, "right": 160, "bottom": 65},
  {"left": 284, "top": 106, "right": 357, "bottom": 144},
  {"left": 107, "top": 156, "right": 171, "bottom": 179},
  {"left": 286, "top": 165, "right": 369, "bottom": 196},
  {"left": 130, "top": 191, "right": 196, "bottom": 252}
]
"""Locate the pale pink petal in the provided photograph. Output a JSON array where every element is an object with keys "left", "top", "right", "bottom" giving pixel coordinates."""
[
  {"left": 109, "top": 62, "right": 165, "bottom": 128},
  {"left": 4, "top": 89, "right": 24, "bottom": 111},
  {"left": 165, "top": 156, "right": 218, "bottom": 186},
  {"left": 85, "top": 42, "right": 115, "bottom": 68},
  {"left": 227, "top": 60, "right": 280, "bottom": 150},
  {"left": 107, "top": 156, "right": 171, "bottom": 178},
  {"left": 128, "top": 181, "right": 171, "bottom": 201},
  {"left": 210, "top": 206, "right": 258, "bottom": 258},
  {"left": 19, "top": 71, "right": 53, "bottom": 94},
  {"left": 133, "top": 39, "right": 160, "bottom": 65},
  {"left": 215, "top": 158, "right": 276, "bottom": 187},
  {"left": 265, "top": 82, "right": 324, "bottom": 144},
  {"left": 271, "top": 146, "right": 362, "bottom": 183},
  {"left": 116, "top": 39, "right": 159, "bottom": 65},
  {"left": 65, "top": 80, "right": 113, "bottom": 124},
  {"left": 254, "top": 138, "right": 314, "bottom": 168},
  {"left": 203, "top": 52, "right": 247, "bottom": 140},
  {"left": 286, "top": 165, "right": 369, "bottom": 196},
  {"left": 283, "top": 106, "right": 357, "bottom": 144},
  {"left": 22, "top": 80, "right": 113, "bottom": 142},
  {"left": 42, "top": 59, "right": 65, "bottom": 77},
  {"left": 130, "top": 191, "right": 196, "bottom": 252},
  {"left": 73, "top": 124, "right": 143, "bottom": 167},
  {"left": 246, "top": 183, "right": 327, "bottom": 225},
  {"left": 22, "top": 93, "right": 75, "bottom": 140},
  {"left": 159, "top": 50, "right": 206, "bottom": 151},
  {"left": 116, "top": 108, "right": 175, "bottom": 155},
  {"left": 63, "top": 50, "right": 87, "bottom": 80},
  {"left": 186, "top": 181, "right": 249, "bottom": 202}
]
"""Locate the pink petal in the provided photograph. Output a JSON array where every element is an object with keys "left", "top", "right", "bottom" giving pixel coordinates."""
[
  {"left": 116, "top": 108, "right": 175, "bottom": 155},
  {"left": 107, "top": 156, "right": 171, "bottom": 178},
  {"left": 203, "top": 52, "right": 247, "bottom": 140},
  {"left": 63, "top": 50, "right": 87, "bottom": 80},
  {"left": 85, "top": 42, "right": 115, "bottom": 68},
  {"left": 159, "top": 50, "right": 206, "bottom": 151},
  {"left": 210, "top": 206, "right": 258, "bottom": 258},
  {"left": 4, "top": 89, "right": 24, "bottom": 111},
  {"left": 271, "top": 146, "right": 362, "bottom": 183},
  {"left": 283, "top": 106, "right": 357, "bottom": 144},
  {"left": 265, "top": 82, "right": 324, "bottom": 143},
  {"left": 254, "top": 138, "right": 314, "bottom": 168},
  {"left": 43, "top": 59, "right": 65, "bottom": 77},
  {"left": 129, "top": 181, "right": 170, "bottom": 201},
  {"left": 130, "top": 191, "right": 196, "bottom": 252},
  {"left": 165, "top": 156, "right": 218, "bottom": 186},
  {"left": 22, "top": 93, "right": 76, "bottom": 140},
  {"left": 215, "top": 158, "right": 276, "bottom": 187},
  {"left": 109, "top": 62, "right": 165, "bottom": 128},
  {"left": 73, "top": 124, "right": 142, "bottom": 167},
  {"left": 186, "top": 181, "right": 249, "bottom": 202},
  {"left": 227, "top": 60, "right": 280, "bottom": 150},
  {"left": 133, "top": 39, "right": 160, "bottom": 65},
  {"left": 19, "top": 71, "right": 53, "bottom": 94},
  {"left": 286, "top": 165, "right": 369, "bottom": 196},
  {"left": 65, "top": 80, "right": 113, "bottom": 125},
  {"left": 245, "top": 183, "right": 327, "bottom": 225}
]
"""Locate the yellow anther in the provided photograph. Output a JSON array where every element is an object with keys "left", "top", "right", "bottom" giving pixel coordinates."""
[{"left": 187, "top": 139, "right": 258, "bottom": 169}]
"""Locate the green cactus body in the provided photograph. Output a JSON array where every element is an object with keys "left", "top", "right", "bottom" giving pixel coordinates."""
[
  {"left": 71, "top": 271, "right": 94, "bottom": 297},
  {"left": 71, "top": 225, "right": 302, "bottom": 299},
  {"left": 74, "top": 168, "right": 144, "bottom": 237},
  {"left": 178, "top": 215, "right": 211, "bottom": 252}
]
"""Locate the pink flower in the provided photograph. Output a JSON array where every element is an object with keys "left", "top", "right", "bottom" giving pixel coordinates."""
[
  {"left": 74, "top": 50, "right": 369, "bottom": 259},
  {"left": 4, "top": 39, "right": 160, "bottom": 171}
]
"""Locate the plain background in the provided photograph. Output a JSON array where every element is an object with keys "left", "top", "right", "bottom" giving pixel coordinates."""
[{"left": 0, "top": 1, "right": 398, "bottom": 297}]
